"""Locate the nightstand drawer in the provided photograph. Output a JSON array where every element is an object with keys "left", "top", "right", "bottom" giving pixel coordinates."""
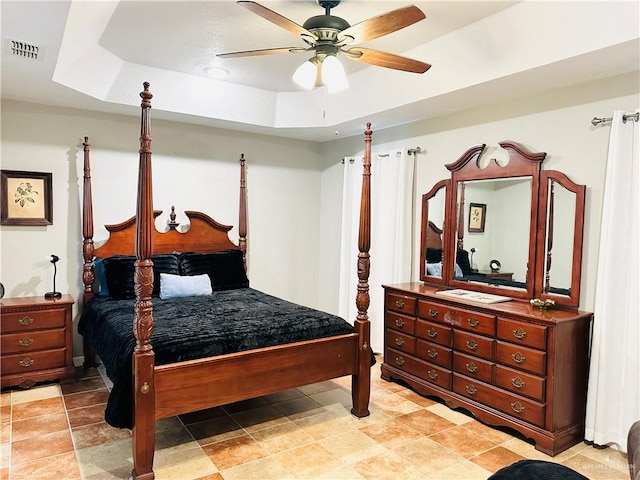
[
  {"left": 1, "top": 328, "right": 66, "bottom": 354},
  {"left": 1, "top": 348, "right": 66, "bottom": 375},
  {"left": 1, "top": 307, "right": 66, "bottom": 333}
]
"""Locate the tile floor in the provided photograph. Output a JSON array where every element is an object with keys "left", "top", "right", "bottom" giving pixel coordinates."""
[{"left": 0, "top": 358, "right": 631, "bottom": 480}]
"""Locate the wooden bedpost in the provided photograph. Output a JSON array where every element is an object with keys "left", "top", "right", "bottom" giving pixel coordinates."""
[
  {"left": 82, "top": 136, "right": 98, "bottom": 368},
  {"left": 351, "top": 122, "right": 372, "bottom": 418},
  {"left": 239, "top": 153, "right": 247, "bottom": 269},
  {"left": 132, "top": 82, "right": 156, "bottom": 480}
]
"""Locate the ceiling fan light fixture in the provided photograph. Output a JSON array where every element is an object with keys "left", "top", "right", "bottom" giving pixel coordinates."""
[
  {"left": 322, "top": 54, "right": 348, "bottom": 93},
  {"left": 292, "top": 57, "right": 319, "bottom": 90}
]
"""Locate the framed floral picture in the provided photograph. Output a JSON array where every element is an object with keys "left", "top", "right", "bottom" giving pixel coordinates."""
[
  {"left": 468, "top": 202, "right": 486, "bottom": 233},
  {"left": 1, "top": 170, "right": 53, "bottom": 226}
]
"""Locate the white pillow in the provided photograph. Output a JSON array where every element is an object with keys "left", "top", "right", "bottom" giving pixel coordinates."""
[{"left": 159, "top": 273, "right": 212, "bottom": 299}]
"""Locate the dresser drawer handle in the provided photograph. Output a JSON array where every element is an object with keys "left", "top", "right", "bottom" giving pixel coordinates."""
[
  {"left": 427, "top": 328, "right": 438, "bottom": 338},
  {"left": 394, "top": 318, "right": 405, "bottom": 329},
  {"left": 395, "top": 356, "right": 405, "bottom": 366},
  {"left": 466, "top": 340, "right": 478, "bottom": 351},
  {"left": 467, "top": 317, "right": 480, "bottom": 328},
  {"left": 395, "top": 337, "right": 405, "bottom": 347},
  {"left": 465, "top": 385, "right": 477, "bottom": 395},
  {"left": 466, "top": 362, "right": 478, "bottom": 373},
  {"left": 19, "top": 357, "right": 34, "bottom": 367},
  {"left": 427, "top": 348, "right": 438, "bottom": 359},
  {"left": 511, "top": 401, "right": 526, "bottom": 414},
  {"left": 513, "top": 327, "right": 527, "bottom": 339},
  {"left": 395, "top": 300, "right": 405, "bottom": 309},
  {"left": 428, "top": 308, "right": 439, "bottom": 318},
  {"left": 18, "top": 337, "right": 34, "bottom": 347},
  {"left": 511, "top": 377, "right": 526, "bottom": 389},
  {"left": 18, "top": 315, "right": 34, "bottom": 326},
  {"left": 427, "top": 369, "right": 438, "bottom": 380},
  {"left": 511, "top": 352, "right": 526, "bottom": 364}
]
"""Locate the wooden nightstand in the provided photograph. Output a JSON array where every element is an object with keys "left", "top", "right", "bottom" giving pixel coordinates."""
[{"left": 1, "top": 295, "right": 75, "bottom": 389}]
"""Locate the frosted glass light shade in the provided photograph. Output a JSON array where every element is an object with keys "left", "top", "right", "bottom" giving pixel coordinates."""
[
  {"left": 322, "top": 55, "right": 348, "bottom": 93},
  {"left": 292, "top": 60, "right": 317, "bottom": 90}
]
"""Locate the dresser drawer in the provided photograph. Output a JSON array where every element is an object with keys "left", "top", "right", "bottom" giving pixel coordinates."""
[
  {"left": 497, "top": 318, "right": 547, "bottom": 350},
  {"left": 453, "top": 352, "right": 493, "bottom": 383},
  {"left": 415, "top": 319, "right": 452, "bottom": 346},
  {"left": 0, "top": 307, "right": 66, "bottom": 333},
  {"left": 1, "top": 348, "right": 67, "bottom": 375},
  {"left": 1, "top": 328, "right": 66, "bottom": 355},
  {"left": 386, "top": 311, "right": 416, "bottom": 335},
  {"left": 495, "top": 365, "right": 546, "bottom": 402},
  {"left": 496, "top": 341, "right": 546, "bottom": 376},
  {"left": 453, "top": 331, "right": 494, "bottom": 360},
  {"left": 417, "top": 339, "right": 452, "bottom": 369},
  {"left": 453, "top": 374, "right": 545, "bottom": 427},
  {"left": 387, "top": 293, "right": 416, "bottom": 315},
  {"left": 386, "top": 347, "right": 452, "bottom": 390},
  {"left": 419, "top": 301, "right": 495, "bottom": 336},
  {"left": 385, "top": 329, "right": 416, "bottom": 354}
]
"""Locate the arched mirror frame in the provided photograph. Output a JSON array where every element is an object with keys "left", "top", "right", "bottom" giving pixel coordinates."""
[
  {"left": 535, "top": 170, "right": 586, "bottom": 307},
  {"left": 419, "top": 179, "right": 451, "bottom": 284},
  {"left": 420, "top": 140, "right": 586, "bottom": 307}
]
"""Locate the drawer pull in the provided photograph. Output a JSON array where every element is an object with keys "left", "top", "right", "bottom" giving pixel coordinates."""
[
  {"left": 18, "top": 337, "right": 34, "bottom": 347},
  {"left": 19, "top": 357, "right": 34, "bottom": 367},
  {"left": 395, "top": 337, "right": 405, "bottom": 347},
  {"left": 512, "top": 352, "right": 526, "bottom": 364},
  {"left": 395, "top": 300, "right": 405, "bottom": 309},
  {"left": 465, "top": 384, "right": 478, "bottom": 395},
  {"left": 427, "top": 369, "right": 438, "bottom": 380},
  {"left": 395, "top": 356, "right": 405, "bottom": 366},
  {"left": 427, "top": 348, "right": 438, "bottom": 359},
  {"left": 467, "top": 317, "right": 480, "bottom": 327},
  {"left": 466, "top": 339, "right": 478, "bottom": 351},
  {"left": 428, "top": 308, "right": 439, "bottom": 318},
  {"left": 18, "top": 315, "right": 34, "bottom": 326},
  {"left": 511, "top": 377, "right": 526, "bottom": 389},
  {"left": 427, "top": 328, "right": 438, "bottom": 338},
  {"left": 466, "top": 362, "right": 478, "bottom": 373},
  {"left": 511, "top": 402, "right": 526, "bottom": 413},
  {"left": 512, "top": 327, "right": 528, "bottom": 339},
  {"left": 395, "top": 318, "right": 405, "bottom": 328}
]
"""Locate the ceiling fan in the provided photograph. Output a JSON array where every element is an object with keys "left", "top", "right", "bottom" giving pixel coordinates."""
[{"left": 217, "top": 0, "right": 431, "bottom": 91}]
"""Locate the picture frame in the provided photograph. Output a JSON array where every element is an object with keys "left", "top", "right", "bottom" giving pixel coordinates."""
[
  {"left": 468, "top": 202, "right": 486, "bottom": 233},
  {"left": 1, "top": 170, "right": 53, "bottom": 226}
]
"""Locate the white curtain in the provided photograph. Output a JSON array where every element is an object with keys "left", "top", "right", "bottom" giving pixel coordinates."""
[
  {"left": 585, "top": 110, "right": 640, "bottom": 452},
  {"left": 338, "top": 150, "right": 415, "bottom": 353}
]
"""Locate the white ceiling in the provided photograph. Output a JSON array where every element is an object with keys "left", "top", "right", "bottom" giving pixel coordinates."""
[{"left": 1, "top": 1, "right": 639, "bottom": 142}]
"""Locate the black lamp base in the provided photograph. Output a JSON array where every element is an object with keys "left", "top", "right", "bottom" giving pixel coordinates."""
[{"left": 44, "top": 291, "right": 62, "bottom": 300}]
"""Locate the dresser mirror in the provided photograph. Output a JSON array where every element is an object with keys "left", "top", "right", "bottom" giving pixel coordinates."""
[{"left": 420, "top": 141, "right": 586, "bottom": 307}]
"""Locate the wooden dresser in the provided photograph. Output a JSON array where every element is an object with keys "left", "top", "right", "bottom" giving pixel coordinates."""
[
  {"left": 381, "top": 283, "right": 592, "bottom": 456},
  {"left": 1, "top": 295, "right": 75, "bottom": 389}
]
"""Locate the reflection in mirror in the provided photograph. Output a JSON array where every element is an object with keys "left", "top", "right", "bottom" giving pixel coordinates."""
[
  {"left": 453, "top": 177, "right": 532, "bottom": 290},
  {"left": 420, "top": 180, "right": 448, "bottom": 282},
  {"left": 543, "top": 179, "right": 576, "bottom": 296}
]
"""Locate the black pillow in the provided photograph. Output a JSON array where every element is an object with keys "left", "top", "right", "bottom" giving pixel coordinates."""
[
  {"left": 102, "top": 254, "right": 180, "bottom": 299},
  {"left": 426, "top": 248, "right": 443, "bottom": 264},
  {"left": 179, "top": 250, "right": 249, "bottom": 291},
  {"left": 456, "top": 249, "right": 473, "bottom": 276}
]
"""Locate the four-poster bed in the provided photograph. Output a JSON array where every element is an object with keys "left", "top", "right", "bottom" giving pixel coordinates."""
[{"left": 79, "top": 82, "right": 374, "bottom": 479}]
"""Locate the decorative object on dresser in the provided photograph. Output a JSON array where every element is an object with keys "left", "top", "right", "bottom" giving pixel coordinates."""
[
  {"left": 44, "top": 254, "right": 62, "bottom": 299},
  {"left": 0, "top": 295, "right": 75, "bottom": 389},
  {"left": 0, "top": 169, "right": 53, "bottom": 226},
  {"left": 388, "top": 140, "right": 592, "bottom": 456}
]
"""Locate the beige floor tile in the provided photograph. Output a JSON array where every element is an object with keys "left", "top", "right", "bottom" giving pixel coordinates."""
[
  {"left": 9, "top": 450, "right": 80, "bottom": 480},
  {"left": 394, "top": 437, "right": 467, "bottom": 473},
  {"left": 272, "top": 396, "right": 324, "bottom": 418},
  {"left": 220, "top": 456, "right": 295, "bottom": 480},
  {"left": 460, "top": 420, "right": 517, "bottom": 444},
  {"left": 0, "top": 406, "right": 9, "bottom": 424},
  {"left": 309, "top": 388, "right": 353, "bottom": 407},
  {"left": 312, "top": 465, "right": 368, "bottom": 479},
  {"left": 351, "top": 450, "right": 426, "bottom": 480},
  {"left": 11, "top": 411, "right": 69, "bottom": 441},
  {"left": 10, "top": 384, "right": 61, "bottom": 404},
  {"left": 154, "top": 445, "right": 218, "bottom": 480},
  {"left": 275, "top": 442, "right": 343, "bottom": 478},
  {"left": 0, "top": 422, "right": 10, "bottom": 443},
  {"left": 500, "top": 436, "right": 589, "bottom": 463},
  {"left": 578, "top": 444, "right": 630, "bottom": 474},
  {"left": 11, "top": 396, "right": 65, "bottom": 420},
  {"left": 71, "top": 420, "right": 131, "bottom": 449},
  {"left": 0, "top": 394, "right": 10, "bottom": 407},
  {"left": 293, "top": 410, "right": 357, "bottom": 440},
  {"left": 360, "top": 418, "right": 424, "bottom": 449},
  {"left": 11, "top": 429, "right": 74, "bottom": 465},
  {"left": 369, "top": 392, "right": 423, "bottom": 418},
  {"left": 297, "top": 380, "right": 345, "bottom": 396},
  {"left": 469, "top": 445, "right": 526, "bottom": 473},
  {"left": 76, "top": 438, "right": 132, "bottom": 478},
  {"left": 202, "top": 433, "right": 268, "bottom": 470},
  {"left": 425, "top": 402, "right": 474, "bottom": 425},
  {"left": 561, "top": 452, "right": 629, "bottom": 479},
  {"left": 395, "top": 408, "right": 457, "bottom": 436},
  {"left": 396, "top": 388, "right": 438, "bottom": 408},
  {"left": 251, "top": 421, "right": 315, "bottom": 454},
  {"left": 422, "top": 459, "right": 493, "bottom": 480},
  {"left": 66, "top": 403, "right": 107, "bottom": 428},
  {"left": 429, "top": 425, "right": 498, "bottom": 458},
  {"left": 318, "top": 429, "right": 387, "bottom": 465}
]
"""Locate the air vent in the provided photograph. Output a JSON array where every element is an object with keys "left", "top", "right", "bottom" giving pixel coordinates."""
[{"left": 5, "top": 38, "right": 44, "bottom": 60}]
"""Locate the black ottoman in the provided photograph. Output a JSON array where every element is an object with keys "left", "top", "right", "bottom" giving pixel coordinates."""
[{"left": 488, "top": 459, "right": 589, "bottom": 480}]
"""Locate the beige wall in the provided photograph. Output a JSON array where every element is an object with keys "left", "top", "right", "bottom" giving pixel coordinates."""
[
  {"left": 0, "top": 102, "right": 324, "bottom": 359},
  {"left": 317, "top": 71, "right": 640, "bottom": 317}
]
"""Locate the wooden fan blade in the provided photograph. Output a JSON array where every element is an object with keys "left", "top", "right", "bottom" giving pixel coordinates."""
[
  {"left": 238, "top": 1, "right": 317, "bottom": 40},
  {"left": 217, "top": 47, "right": 307, "bottom": 58},
  {"left": 344, "top": 47, "right": 431, "bottom": 73},
  {"left": 339, "top": 5, "right": 425, "bottom": 44}
]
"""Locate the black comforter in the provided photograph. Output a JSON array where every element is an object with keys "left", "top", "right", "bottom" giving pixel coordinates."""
[{"left": 79, "top": 288, "right": 357, "bottom": 428}]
